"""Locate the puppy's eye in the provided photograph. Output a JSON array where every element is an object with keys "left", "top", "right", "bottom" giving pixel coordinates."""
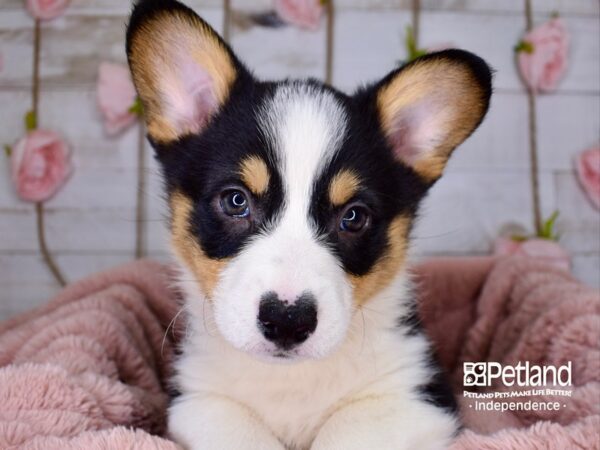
[
  {"left": 340, "top": 206, "right": 369, "bottom": 233},
  {"left": 220, "top": 190, "right": 250, "bottom": 218}
]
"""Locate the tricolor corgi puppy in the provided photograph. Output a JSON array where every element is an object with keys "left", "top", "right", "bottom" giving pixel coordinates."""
[{"left": 126, "top": 1, "right": 491, "bottom": 448}]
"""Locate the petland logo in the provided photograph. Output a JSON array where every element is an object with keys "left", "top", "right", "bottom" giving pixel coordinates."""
[{"left": 463, "top": 362, "right": 572, "bottom": 388}]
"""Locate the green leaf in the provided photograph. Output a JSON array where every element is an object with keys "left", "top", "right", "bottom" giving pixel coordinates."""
[
  {"left": 538, "top": 210, "right": 560, "bottom": 240},
  {"left": 405, "top": 25, "right": 427, "bottom": 62},
  {"left": 4, "top": 144, "right": 12, "bottom": 157},
  {"left": 24, "top": 110, "right": 37, "bottom": 131},
  {"left": 128, "top": 97, "right": 144, "bottom": 116},
  {"left": 514, "top": 40, "right": 534, "bottom": 54},
  {"left": 510, "top": 234, "right": 529, "bottom": 242}
]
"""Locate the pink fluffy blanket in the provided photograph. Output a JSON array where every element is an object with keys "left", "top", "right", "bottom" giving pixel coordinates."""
[{"left": 0, "top": 257, "right": 598, "bottom": 449}]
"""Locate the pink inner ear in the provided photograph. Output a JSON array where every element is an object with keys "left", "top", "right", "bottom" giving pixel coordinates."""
[
  {"left": 388, "top": 115, "right": 421, "bottom": 166},
  {"left": 164, "top": 56, "right": 218, "bottom": 134},
  {"left": 387, "top": 98, "right": 446, "bottom": 167}
]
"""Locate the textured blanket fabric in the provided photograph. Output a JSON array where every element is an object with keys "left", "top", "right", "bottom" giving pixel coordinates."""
[
  {"left": 0, "top": 257, "right": 598, "bottom": 449},
  {"left": 415, "top": 257, "right": 600, "bottom": 449},
  {"left": 0, "top": 260, "right": 181, "bottom": 449}
]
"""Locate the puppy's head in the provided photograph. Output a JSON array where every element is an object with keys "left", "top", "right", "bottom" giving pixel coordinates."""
[{"left": 127, "top": 0, "right": 492, "bottom": 361}]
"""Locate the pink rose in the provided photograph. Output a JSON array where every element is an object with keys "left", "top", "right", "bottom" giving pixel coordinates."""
[
  {"left": 575, "top": 146, "right": 600, "bottom": 210},
  {"left": 517, "top": 18, "right": 569, "bottom": 93},
  {"left": 25, "top": 0, "right": 70, "bottom": 21},
  {"left": 274, "top": 0, "right": 323, "bottom": 31},
  {"left": 96, "top": 62, "right": 138, "bottom": 136},
  {"left": 11, "top": 129, "right": 72, "bottom": 203},
  {"left": 494, "top": 237, "right": 570, "bottom": 271}
]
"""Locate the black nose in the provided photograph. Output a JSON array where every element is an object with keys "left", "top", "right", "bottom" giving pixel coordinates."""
[{"left": 258, "top": 292, "right": 318, "bottom": 350}]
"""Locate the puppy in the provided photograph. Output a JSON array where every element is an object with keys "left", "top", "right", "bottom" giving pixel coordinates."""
[{"left": 126, "top": 1, "right": 491, "bottom": 448}]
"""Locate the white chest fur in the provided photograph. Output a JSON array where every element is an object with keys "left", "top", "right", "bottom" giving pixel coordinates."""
[{"left": 169, "top": 270, "right": 456, "bottom": 450}]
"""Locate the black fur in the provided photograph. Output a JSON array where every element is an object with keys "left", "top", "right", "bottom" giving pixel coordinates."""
[
  {"left": 127, "top": 0, "right": 491, "bottom": 423},
  {"left": 126, "top": 0, "right": 492, "bottom": 277},
  {"left": 153, "top": 77, "right": 286, "bottom": 259},
  {"left": 310, "top": 85, "right": 432, "bottom": 276},
  {"left": 397, "top": 297, "right": 422, "bottom": 336},
  {"left": 419, "top": 350, "right": 459, "bottom": 414}
]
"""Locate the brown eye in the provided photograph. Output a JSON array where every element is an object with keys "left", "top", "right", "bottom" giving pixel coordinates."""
[
  {"left": 220, "top": 190, "right": 250, "bottom": 217},
  {"left": 340, "top": 206, "right": 369, "bottom": 233}
]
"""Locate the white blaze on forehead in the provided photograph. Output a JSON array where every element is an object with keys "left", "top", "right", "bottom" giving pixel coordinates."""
[{"left": 260, "top": 83, "right": 347, "bottom": 233}]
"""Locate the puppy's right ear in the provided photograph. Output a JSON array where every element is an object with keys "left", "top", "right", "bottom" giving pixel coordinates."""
[{"left": 126, "top": 0, "right": 242, "bottom": 143}]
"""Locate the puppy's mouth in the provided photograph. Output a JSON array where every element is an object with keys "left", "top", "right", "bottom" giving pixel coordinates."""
[
  {"left": 260, "top": 347, "right": 302, "bottom": 362},
  {"left": 247, "top": 344, "right": 310, "bottom": 364}
]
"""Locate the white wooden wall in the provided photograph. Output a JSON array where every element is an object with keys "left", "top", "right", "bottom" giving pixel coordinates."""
[{"left": 0, "top": 0, "right": 599, "bottom": 319}]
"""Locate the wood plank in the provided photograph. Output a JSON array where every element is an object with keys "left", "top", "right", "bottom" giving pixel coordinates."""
[
  {"left": 420, "top": 11, "right": 523, "bottom": 91},
  {"left": 0, "top": 10, "right": 33, "bottom": 88},
  {"left": 554, "top": 171, "right": 600, "bottom": 253},
  {"left": 537, "top": 94, "right": 600, "bottom": 170},
  {"left": 0, "top": 252, "right": 128, "bottom": 319},
  {"left": 448, "top": 92, "right": 530, "bottom": 170},
  {"left": 420, "top": 11, "right": 600, "bottom": 93},
  {"left": 3, "top": 9, "right": 597, "bottom": 93},
  {"left": 0, "top": 6, "right": 243, "bottom": 88},
  {"left": 0, "top": 88, "right": 144, "bottom": 211},
  {"left": 1, "top": 88, "right": 533, "bottom": 176},
  {"left": 236, "top": 0, "right": 598, "bottom": 15},
  {"left": 571, "top": 254, "right": 600, "bottom": 289},
  {"left": 0, "top": 90, "right": 31, "bottom": 147},
  {"left": 0, "top": 164, "right": 137, "bottom": 209},
  {"left": 0, "top": 283, "right": 60, "bottom": 319},
  {"left": 0, "top": 252, "right": 130, "bottom": 284},
  {"left": 1, "top": 0, "right": 597, "bottom": 15},
  {"left": 0, "top": 251, "right": 171, "bottom": 320},
  {"left": 560, "top": 15, "right": 600, "bottom": 93},
  {"left": 124, "top": 0, "right": 597, "bottom": 15},
  {"left": 0, "top": 0, "right": 223, "bottom": 14},
  {"left": 530, "top": 0, "right": 599, "bottom": 16},
  {"left": 38, "top": 88, "right": 142, "bottom": 170},
  {"left": 412, "top": 170, "right": 534, "bottom": 255},
  {"left": 230, "top": 1, "right": 326, "bottom": 81},
  {"left": 0, "top": 88, "right": 140, "bottom": 171},
  {"left": 0, "top": 208, "right": 136, "bottom": 252},
  {"left": 332, "top": 8, "right": 412, "bottom": 92}
]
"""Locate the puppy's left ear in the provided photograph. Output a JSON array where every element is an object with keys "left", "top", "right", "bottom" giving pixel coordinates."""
[
  {"left": 126, "top": 0, "right": 244, "bottom": 144},
  {"left": 374, "top": 49, "right": 492, "bottom": 181}
]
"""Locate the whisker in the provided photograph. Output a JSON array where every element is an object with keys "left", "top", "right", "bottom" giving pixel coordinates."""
[{"left": 162, "top": 305, "right": 188, "bottom": 357}]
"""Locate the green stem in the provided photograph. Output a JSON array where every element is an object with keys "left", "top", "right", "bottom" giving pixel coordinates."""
[
  {"left": 135, "top": 123, "right": 146, "bottom": 259},
  {"left": 31, "top": 19, "right": 67, "bottom": 286},
  {"left": 524, "top": 0, "right": 543, "bottom": 235},
  {"left": 36, "top": 203, "right": 66, "bottom": 286}
]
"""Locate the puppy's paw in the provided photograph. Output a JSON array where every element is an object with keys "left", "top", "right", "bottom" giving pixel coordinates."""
[
  {"left": 169, "top": 394, "right": 285, "bottom": 450},
  {"left": 311, "top": 396, "right": 458, "bottom": 450}
]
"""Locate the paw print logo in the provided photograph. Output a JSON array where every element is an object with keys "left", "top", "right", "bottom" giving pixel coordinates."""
[{"left": 464, "top": 362, "right": 487, "bottom": 387}]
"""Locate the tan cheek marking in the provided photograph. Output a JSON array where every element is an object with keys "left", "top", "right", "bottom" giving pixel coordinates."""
[
  {"left": 350, "top": 216, "right": 410, "bottom": 305},
  {"left": 170, "top": 191, "right": 228, "bottom": 298},
  {"left": 239, "top": 156, "right": 270, "bottom": 196},
  {"left": 130, "top": 11, "right": 236, "bottom": 143},
  {"left": 377, "top": 59, "right": 487, "bottom": 181},
  {"left": 329, "top": 170, "right": 361, "bottom": 206}
]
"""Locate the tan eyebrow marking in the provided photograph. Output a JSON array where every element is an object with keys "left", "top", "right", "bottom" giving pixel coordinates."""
[
  {"left": 239, "top": 156, "right": 270, "bottom": 195},
  {"left": 329, "top": 170, "right": 361, "bottom": 206}
]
